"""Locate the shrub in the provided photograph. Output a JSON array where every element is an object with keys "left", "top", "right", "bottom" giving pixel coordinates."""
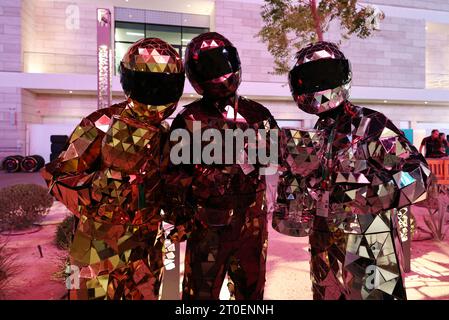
[
  {"left": 0, "top": 184, "right": 53, "bottom": 232},
  {"left": 418, "top": 183, "right": 449, "bottom": 241},
  {"left": 0, "top": 240, "right": 19, "bottom": 298},
  {"left": 53, "top": 215, "right": 75, "bottom": 300},
  {"left": 55, "top": 215, "right": 76, "bottom": 250},
  {"left": 52, "top": 253, "right": 70, "bottom": 292}
]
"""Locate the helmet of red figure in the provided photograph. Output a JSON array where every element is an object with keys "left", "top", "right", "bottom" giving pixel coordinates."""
[
  {"left": 185, "top": 32, "right": 242, "bottom": 99},
  {"left": 289, "top": 41, "right": 352, "bottom": 115},
  {"left": 119, "top": 38, "right": 185, "bottom": 122}
]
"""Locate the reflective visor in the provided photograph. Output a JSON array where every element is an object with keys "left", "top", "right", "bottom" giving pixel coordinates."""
[
  {"left": 289, "top": 59, "right": 351, "bottom": 95},
  {"left": 188, "top": 46, "right": 241, "bottom": 82},
  {"left": 120, "top": 63, "right": 185, "bottom": 105}
]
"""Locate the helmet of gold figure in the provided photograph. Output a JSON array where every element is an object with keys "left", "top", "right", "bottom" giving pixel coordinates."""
[
  {"left": 289, "top": 41, "right": 352, "bottom": 115},
  {"left": 120, "top": 38, "right": 185, "bottom": 122},
  {"left": 185, "top": 32, "right": 241, "bottom": 99}
]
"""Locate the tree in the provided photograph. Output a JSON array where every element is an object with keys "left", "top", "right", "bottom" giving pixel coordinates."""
[{"left": 258, "top": 0, "right": 385, "bottom": 74}]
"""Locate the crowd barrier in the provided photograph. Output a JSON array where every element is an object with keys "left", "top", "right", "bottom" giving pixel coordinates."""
[{"left": 426, "top": 157, "right": 449, "bottom": 185}]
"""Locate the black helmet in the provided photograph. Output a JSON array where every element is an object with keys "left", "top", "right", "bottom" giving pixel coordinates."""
[
  {"left": 185, "top": 32, "right": 241, "bottom": 99},
  {"left": 289, "top": 41, "right": 352, "bottom": 114}
]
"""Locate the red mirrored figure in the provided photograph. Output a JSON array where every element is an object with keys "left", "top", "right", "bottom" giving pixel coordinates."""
[
  {"left": 273, "top": 41, "right": 432, "bottom": 300},
  {"left": 41, "top": 38, "right": 185, "bottom": 300},
  {"left": 163, "top": 32, "right": 278, "bottom": 300}
]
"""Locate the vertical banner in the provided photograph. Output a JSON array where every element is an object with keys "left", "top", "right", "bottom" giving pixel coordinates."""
[{"left": 97, "top": 8, "right": 112, "bottom": 110}]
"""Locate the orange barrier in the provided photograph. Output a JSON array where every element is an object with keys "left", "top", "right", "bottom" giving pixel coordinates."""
[
  {"left": 444, "top": 160, "right": 449, "bottom": 185},
  {"left": 426, "top": 158, "right": 449, "bottom": 185}
]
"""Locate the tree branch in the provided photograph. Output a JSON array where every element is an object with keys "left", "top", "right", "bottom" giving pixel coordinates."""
[{"left": 309, "top": 0, "right": 323, "bottom": 41}]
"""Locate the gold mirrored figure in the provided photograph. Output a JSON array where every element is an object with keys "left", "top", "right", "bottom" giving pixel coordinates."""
[{"left": 42, "top": 38, "right": 185, "bottom": 300}]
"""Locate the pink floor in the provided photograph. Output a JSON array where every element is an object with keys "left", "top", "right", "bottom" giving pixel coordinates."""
[
  {"left": 263, "top": 219, "right": 449, "bottom": 300},
  {"left": 0, "top": 223, "right": 67, "bottom": 300},
  {"left": 1, "top": 202, "right": 448, "bottom": 300}
]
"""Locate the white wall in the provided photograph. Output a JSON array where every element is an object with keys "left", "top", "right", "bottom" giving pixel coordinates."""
[{"left": 28, "top": 122, "right": 78, "bottom": 163}]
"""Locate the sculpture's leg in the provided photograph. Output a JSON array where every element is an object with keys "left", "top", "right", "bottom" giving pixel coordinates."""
[
  {"left": 181, "top": 221, "right": 229, "bottom": 300},
  {"left": 68, "top": 217, "right": 163, "bottom": 300},
  {"left": 343, "top": 211, "right": 407, "bottom": 300},
  {"left": 227, "top": 214, "right": 268, "bottom": 300},
  {"left": 309, "top": 217, "right": 347, "bottom": 300}
]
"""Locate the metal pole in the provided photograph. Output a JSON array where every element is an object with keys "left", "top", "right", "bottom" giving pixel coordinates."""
[{"left": 161, "top": 242, "right": 181, "bottom": 299}]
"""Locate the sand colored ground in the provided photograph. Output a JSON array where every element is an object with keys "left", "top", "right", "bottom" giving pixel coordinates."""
[
  {"left": 263, "top": 215, "right": 449, "bottom": 300},
  {"left": 1, "top": 172, "right": 448, "bottom": 299},
  {"left": 0, "top": 201, "right": 69, "bottom": 300},
  {"left": 1, "top": 201, "right": 448, "bottom": 300}
]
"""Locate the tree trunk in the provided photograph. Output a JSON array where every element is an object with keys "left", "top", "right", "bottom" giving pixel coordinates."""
[{"left": 310, "top": 0, "right": 323, "bottom": 41}]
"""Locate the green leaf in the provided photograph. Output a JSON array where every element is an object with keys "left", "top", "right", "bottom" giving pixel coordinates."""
[{"left": 258, "top": 0, "right": 384, "bottom": 74}]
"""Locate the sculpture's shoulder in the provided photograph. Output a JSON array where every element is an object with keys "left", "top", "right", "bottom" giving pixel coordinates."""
[
  {"left": 350, "top": 104, "right": 400, "bottom": 140},
  {"left": 175, "top": 99, "right": 204, "bottom": 120},
  {"left": 238, "top": 97, "right": 276, "bottom": 125},
  {"left": 83, "top": 101, "right": 127, "bottom": 124}
]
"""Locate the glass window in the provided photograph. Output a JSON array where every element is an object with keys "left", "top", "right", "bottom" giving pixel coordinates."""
[
  {"left": 115, "top": 42, "right": 133, "bottom": 73},
  {"left": 172, "top": 45, "right": 181, "bottom": 55},
  {"left": 181, "top": 46, "right": 187, "bottom": 59},
  {"left": 182, "top": 27, "right": 209, "bottom": 46},
  {"left": 146, "top": 24, "right": 181, "bottom": 46},
  {"left": 115, "top": 22, "right": 145, "bottom": 43},
  {"left": 114, "top": 22, "right": 209, "bottom": 73}
]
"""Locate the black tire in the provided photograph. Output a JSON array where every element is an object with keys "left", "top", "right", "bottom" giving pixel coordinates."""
[
  {"left": 20, "top": 155, "right": 46, "bottom": 172},
  {"left": 34, "top": 155, "right": 45, "bottom": 169},
  {"left": 50, "top": 135, "right": 69, "bottom": 144},
  {"left": 20, "top": 156, "right": 37, "bottom": 172},
  {"left": 50, "top": 153, "right": 59, "bottom": 162},
  {"left": 3, "top": 155, "right": 24, "bottom": 173},
  {"left": 51, "top": 143, "right": 66, "bottom": 154}
]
